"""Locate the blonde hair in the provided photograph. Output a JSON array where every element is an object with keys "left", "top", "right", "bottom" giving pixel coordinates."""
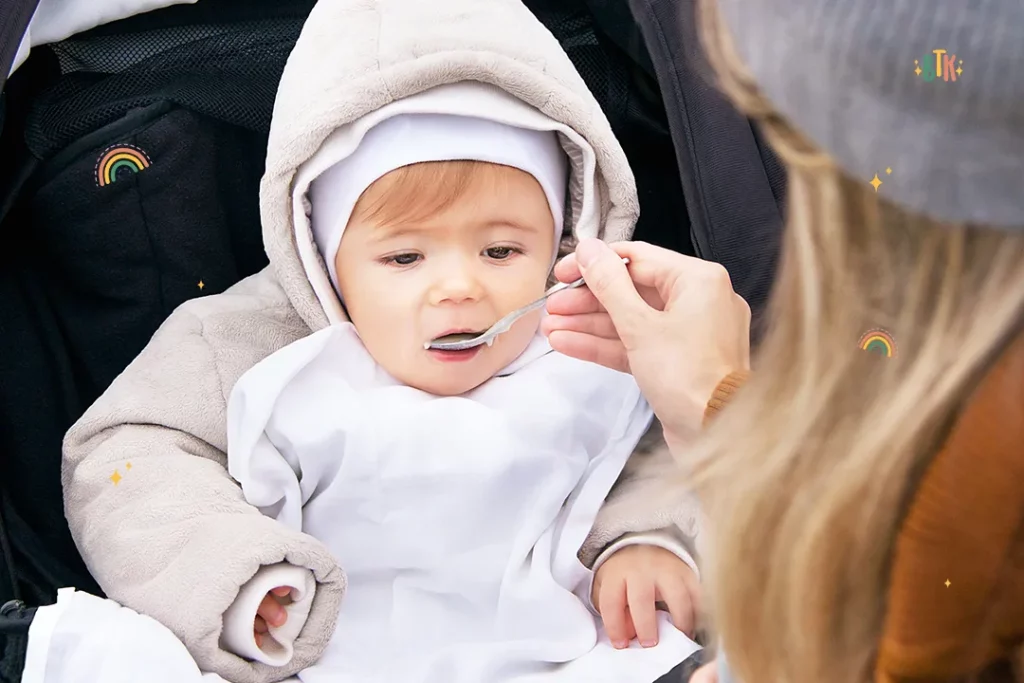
[
  {"left": 687, "top": 1, "right": 1024, "bottom": 681},
  {"left": 352, "top": 160, "right": 575, "bottom": 283}
]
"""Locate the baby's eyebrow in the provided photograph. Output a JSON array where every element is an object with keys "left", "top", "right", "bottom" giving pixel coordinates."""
[{"left": 482, "top": 219, "right": 541, "bottom": 233}]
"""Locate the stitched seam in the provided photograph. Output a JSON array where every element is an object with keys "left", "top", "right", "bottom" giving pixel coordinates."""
[{"left": 195, "top": 313, "right": 230, "bottom": 410}]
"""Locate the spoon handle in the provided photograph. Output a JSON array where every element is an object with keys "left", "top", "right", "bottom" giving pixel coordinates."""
[{"left": 541, "top": 256, "right": 630, "bottom": 299}]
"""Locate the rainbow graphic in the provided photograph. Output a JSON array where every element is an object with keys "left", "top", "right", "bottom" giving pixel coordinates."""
[
  {"left": 858, "top": 328, "right": 897, "bottom": 358},
  {"left": 96, "top": 144, "right": 151, "bottom": 187}
]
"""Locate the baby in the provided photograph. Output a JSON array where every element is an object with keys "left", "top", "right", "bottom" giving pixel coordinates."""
[
  {"left": 57, "top": 3, "right": 706, "bottom": 680},
  {"left": 220, "top": 84, "right": 700, "bottom": 682}
]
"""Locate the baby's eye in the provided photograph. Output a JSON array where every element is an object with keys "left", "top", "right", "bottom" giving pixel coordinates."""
[
  {"left": 383, "top": 253, "right": 421, "bottom": 266},
  {"left": 485, "top": 246, "right": 519, "bottom": 260}
]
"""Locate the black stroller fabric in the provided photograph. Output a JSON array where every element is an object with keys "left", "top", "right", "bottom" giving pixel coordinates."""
[
  {"left": 0, "top": 0, "right": 315, "bottom": 609},
  {"left": 0, "top": 3, "right": 785, "bottom": 667}
]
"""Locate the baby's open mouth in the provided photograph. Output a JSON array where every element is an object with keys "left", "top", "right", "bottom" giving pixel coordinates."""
[
  {"left": 432, "top": 331, "right": 484, "bottom": 343},
  {"left": 423, "top": 328, "right": 488, "bottom": 351}
]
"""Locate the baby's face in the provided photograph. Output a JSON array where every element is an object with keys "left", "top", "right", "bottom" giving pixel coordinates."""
[{"left": 335, "top": 164, "right": 556, "bottom": 396}]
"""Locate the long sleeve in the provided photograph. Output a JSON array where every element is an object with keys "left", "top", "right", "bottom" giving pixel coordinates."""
[
  {"left": 702, "top": 371, "right": 751, "bottom": 425},
  {"left": 61, "top": 273, "right": 345, "bottom": 683},
  {"left": 875, "top": 334, "right": 1024, "bottom": 682}
]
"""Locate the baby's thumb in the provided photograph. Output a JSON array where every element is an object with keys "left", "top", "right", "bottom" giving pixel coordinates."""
[{"left": 575, "top": 239, "right": 651, "bottom": 339}]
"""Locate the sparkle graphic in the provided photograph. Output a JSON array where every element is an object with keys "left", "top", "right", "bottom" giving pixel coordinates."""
[
  {"left": 198, "top": 280, "right": 205, "bottom": 291},
  {"left": 111, "top": 462, "right": 133, "bottom": 485},
  {"left": 870, "top": 168, "right": 893, "bottom": 192},
  {"left": 945, "top": 579, "right": 951, "bottom": 588}
]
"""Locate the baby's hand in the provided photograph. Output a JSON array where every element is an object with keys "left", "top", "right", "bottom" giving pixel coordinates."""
[
  {"left": 254, "top": 586, "right": 292, "bottom": 648},
  {"left": 592, "top": 545, "right": 700, "bottom": 650}
]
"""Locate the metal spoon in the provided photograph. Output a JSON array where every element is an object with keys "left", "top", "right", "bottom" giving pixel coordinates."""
[{"left": 425, "top": 257, "right": 630, "bottom": 351}]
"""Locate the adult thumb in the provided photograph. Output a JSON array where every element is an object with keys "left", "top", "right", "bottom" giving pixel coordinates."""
[{"left": 575, "top": 238, "right": 650, "bottom": 334}]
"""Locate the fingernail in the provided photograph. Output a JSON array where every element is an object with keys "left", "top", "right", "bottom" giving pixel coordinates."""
[
  {"left": 576, "top": 238, "right": 604, "bottom": 268},
  {"left": 612, "top": 640, "right": 628, "bottom": 649},
  {"left": 640, "top": 639, "right": 658, "bottom": 648}
]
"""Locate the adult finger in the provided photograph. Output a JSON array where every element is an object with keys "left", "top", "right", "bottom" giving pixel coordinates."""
[
  {"left": 598, "top": 579, "right": 631, "bottom": 649},
  {"left": 541, "top": 312, "right": 619, "bottom": 340},
  {"left": 552, "top": 250, "right": 582, "bottom": 283},
  {"left": 689, "top": 662, "right": 718, "bottom": 683},
  {"left": 657, "top": 577, "right": 695, "bottom": 637},
  {"left": 257, "top": 593, "right": 286, "bottom": 627},
  {"left": 559, "top": 239, "right": 714, "bottom": 309},
  {"left": 574, "top": 239, "right": 652, "bottom": 339},
  {"left": 544, "top": 287, "right": 603, "bottom": 316},
  {"left": 606, "top": 241, "right": 717, "bottom": 301},
  {"left": 626, "top": 578, "right": 659, "bottom": 647},
  {"left": 546, "top": 330, "right": 629, "bottom": 373}
]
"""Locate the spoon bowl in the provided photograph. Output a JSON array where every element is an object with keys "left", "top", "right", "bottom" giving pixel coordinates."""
[{"left": 425, "top": 257, "right": 630, "bottom": 352}]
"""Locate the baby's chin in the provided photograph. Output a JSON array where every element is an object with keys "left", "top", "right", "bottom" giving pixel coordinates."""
[
  {"left": 384, "top": 353, "right": 509, "bottom": 396},
  {"left": 371, "top": 328, "right": 538, "bottom": 396}
]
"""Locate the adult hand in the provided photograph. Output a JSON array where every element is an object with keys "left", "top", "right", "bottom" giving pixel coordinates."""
[{"left": 540, "top": 239, "right": 751, "bottom": 443}]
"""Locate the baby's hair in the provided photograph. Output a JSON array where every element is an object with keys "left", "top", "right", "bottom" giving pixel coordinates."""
[
  {"left": 353, "top": 160, "right": 501, "bottom": 228},
  {"left": 351, "top": 159, "right": 575, "bottom": 286}
]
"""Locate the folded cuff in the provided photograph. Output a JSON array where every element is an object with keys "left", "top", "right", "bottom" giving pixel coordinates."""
[
  {"left": 703, "top": 371, "right": 750, "bottom": 426},
  {"left": 221, "top": 564, "right": 316, "bottom": 666}
]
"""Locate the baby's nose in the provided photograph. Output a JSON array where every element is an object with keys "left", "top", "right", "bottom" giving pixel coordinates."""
[{"left": 430, "top": 263, "right": 485, "bottom": 304}]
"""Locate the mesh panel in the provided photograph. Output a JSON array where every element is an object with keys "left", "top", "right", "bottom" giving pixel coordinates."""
[
  {"left": 25, "top": 19, "right": 304, "bottom": 158},
  {"left": 522, "top": 0, "right": 668, "bottom": 137}
]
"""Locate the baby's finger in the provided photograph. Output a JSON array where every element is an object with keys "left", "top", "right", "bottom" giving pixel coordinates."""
[
  {"left": 257, "top": 593, "right": 287, "bottom": 627},
  {"left": 255, "top": 631, "right": 264, "bottom": 649},
  {"left": 541, "top": 312, "right": 620, "bottom": 340},
  {"left": 599, "top": 579, "right": 631, "bottom": 649},
  {"left": 271, "top": 586, "right": 292, "bottom": 598},
  {"left": 657, "top": 577, "right": 695, "bottom": 637},
  {"left": 626, "top": 578, "right": 659, "bottom": 648},
  {"left": 254, "top": 616, "right": 269, "bottom": 634},
  {"left": 623, "top": 609, "right": 637, "bottom": 643}
]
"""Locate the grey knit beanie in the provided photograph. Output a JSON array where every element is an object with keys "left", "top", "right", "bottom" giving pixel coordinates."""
[{"left": 715, "top": 0, "right": 1024, "bottom": 230}]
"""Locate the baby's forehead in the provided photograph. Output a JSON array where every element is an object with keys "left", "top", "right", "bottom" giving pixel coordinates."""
[{"left": 349, "top": 160, "right": 556, "bottom": 236}]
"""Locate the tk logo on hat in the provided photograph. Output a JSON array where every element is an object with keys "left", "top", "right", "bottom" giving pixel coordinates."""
[{"left": 914, "top": 50, "right": 963, "bottom": 83}]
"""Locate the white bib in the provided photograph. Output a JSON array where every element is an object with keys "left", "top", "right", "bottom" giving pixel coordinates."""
[{"left": 227, "top": 324, "right": 693, "bottom": 682}]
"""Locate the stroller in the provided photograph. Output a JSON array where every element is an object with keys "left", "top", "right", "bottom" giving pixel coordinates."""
[{"left": 0, "top": 0, "right": 785, "bottom": 679}]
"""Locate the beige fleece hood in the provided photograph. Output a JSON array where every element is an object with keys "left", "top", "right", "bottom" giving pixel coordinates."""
[{"left": 258, "top": 0, "right": 640, "bottom": 332}]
